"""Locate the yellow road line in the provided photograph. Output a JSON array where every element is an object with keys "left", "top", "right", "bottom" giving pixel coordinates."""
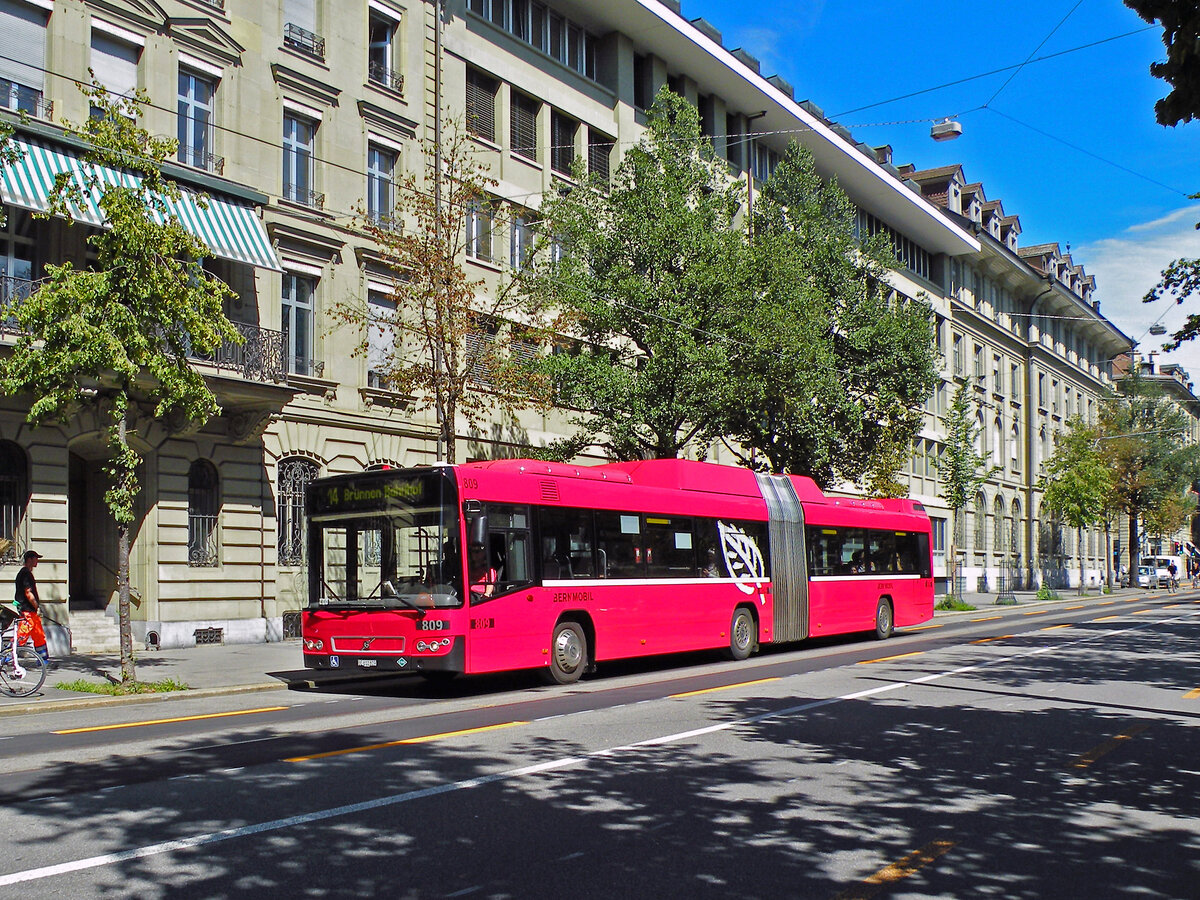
[
  {"left": 1132, "top": 609, "right": 1155, "bottom": 614},
  {"left": 906, "top": 623, "right": 944, "bottom": 631},
  {"left": 1041, "top": 624, "right": 1072, "bottom": 631},
  {"left": 833, "top": 840, "right": 956, "bottom": 900},
  {"left": 1184, "top": 688, "right": 1200, "bottom": 700},
  {"left": 1097, "top": 601, "right": 1115, "bottom": 606},
  {"left": 670, "top": 677, "right": 780, "bottom": 699},
  {"left": 53, "top": 706, "right": 289, "bottom": 735},
  {"left": 971, "top": 616, "right": 1002, "bottom": 622},
  {"left": 1064, "top": 605, "right": 1086, "bottom": 610},
  {"left": 1093, "top": 615, "right": 1122, "bottom": 622},
  {"left": 857, "top": 652, "right": 923, "bottom": 665},
  {"left": 285, "top": 721, "right": 527, "bottom": 762},
  {"left": 1072, "top": 723, "right": 1149, "bottom": 769},
  {"left": 1022, "top": 610, "right": 1048, "bottom": 616},
  {"left": 971, "top": 635, "right": 1013, "bottom": 644}
]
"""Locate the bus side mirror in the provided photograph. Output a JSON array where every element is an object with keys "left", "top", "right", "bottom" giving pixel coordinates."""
[{"left": 469, "top": 513, "right": 489, "bottom": 548}]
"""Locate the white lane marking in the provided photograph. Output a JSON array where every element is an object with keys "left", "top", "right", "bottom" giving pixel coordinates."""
[{"left": 2, "top": 609, "right": 1192, "bottom": 888}]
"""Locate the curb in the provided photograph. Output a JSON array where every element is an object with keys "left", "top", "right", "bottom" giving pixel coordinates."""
[{"left": 0, "top": 680, "right": 290, "bottom": 718}]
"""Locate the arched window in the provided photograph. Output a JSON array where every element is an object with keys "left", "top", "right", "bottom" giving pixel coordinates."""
[
  {"left": 992, "top": 418, "right": 1003, "bottom": 467},
  {"left": 278, "top": 457, "right": 319, "bottom": 566},
  {"left": 993, "top": 496, "right": 1006, "bottom": 551},
  {"left": 973, "top": 492, "right": 987, "bottom": 551},
  {"left": 188, "top": 460, "right": 219, "bottom": 567},
  {"left": 0, "top": 441, "right": 28, "bottom": 564},
  {"left": 1011, "top": 499, "right": 1022, "bottom": 558},
  {"left": 1011, "top": 425, "right": 1020, "bottom": 471}
]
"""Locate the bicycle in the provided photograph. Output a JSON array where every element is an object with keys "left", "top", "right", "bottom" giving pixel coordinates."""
[{"left": 0, "top": 616, "right": 46, "bottom": 698}]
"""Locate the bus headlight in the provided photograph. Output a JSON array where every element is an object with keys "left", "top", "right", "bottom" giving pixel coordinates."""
[{"left": 304, "top": 639, "right": 325, "bottom": 651}]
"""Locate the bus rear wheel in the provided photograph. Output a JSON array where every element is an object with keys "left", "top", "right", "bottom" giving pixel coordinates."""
[
  {"left": 727, "top": 607, "right": 756, "bottom": 661},
  {"left": 543, "top": 621, "right": 587, "bottom": 685},
  {"left": 874, "top": 598, "right": 894, "bottom": 640}
]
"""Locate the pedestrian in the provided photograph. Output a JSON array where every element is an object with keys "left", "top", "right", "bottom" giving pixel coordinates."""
[{"left": 13, "top": 550, "right": 50, "bottom": 664}]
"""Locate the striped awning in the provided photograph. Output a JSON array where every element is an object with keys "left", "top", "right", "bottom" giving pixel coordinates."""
[{"left": 1, "top": 135, "right": 281, "bottom": 271}]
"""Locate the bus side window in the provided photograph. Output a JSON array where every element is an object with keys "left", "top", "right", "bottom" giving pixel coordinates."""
[{"left": 595, "top": 511, "right": 641, "bottom": 578}]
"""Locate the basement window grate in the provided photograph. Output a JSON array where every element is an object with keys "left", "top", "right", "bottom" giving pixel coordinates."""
[
  {"left": 282, "top": 611, "right": 302, "bottom": 640},
  {"left": 194, "top": 627, "right": 224, "bottom": 645}
]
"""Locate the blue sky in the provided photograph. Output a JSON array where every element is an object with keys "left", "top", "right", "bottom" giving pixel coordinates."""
[{"left": 680, "top": 0, "right": 1200, "bottom": 375}]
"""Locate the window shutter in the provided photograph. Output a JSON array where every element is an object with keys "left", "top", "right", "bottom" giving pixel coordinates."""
[
  {"left": 511, "top": 92, "right": 537, "bottom": 161},
  {"left": 465, "top": 69, "right": 496, "bottom": 142},
  {"left": 283, "top": 0, "right": 316, "bottom": 33},
  {"left": 0, "top": 0, "right": 46, "bottom": 91},
  {"left": 90, "top": 33, "right": 139, "bottom": 98}
]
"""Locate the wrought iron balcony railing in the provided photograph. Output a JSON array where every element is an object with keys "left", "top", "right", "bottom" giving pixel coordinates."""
[
  {"left": 191, "top": 321, "right": 288, "bottom": 384},
  {"left": 0, "top": 81, "right": 51, "bottom": 121},
  {"left": 283, "top": 184, "right": 325, "bottom": 210},
  {"left": 177, "top": 144, "right": 225, "bottom": 175},
  {"left": 284, "top": 23, "right": 326, "bottom": 60},
  {"left": 368, "top": 62, "right": 404, "bottom": 93}
]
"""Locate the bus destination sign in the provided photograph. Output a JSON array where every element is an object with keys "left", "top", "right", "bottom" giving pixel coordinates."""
[{"left": 310, "top": 474, "right": 431, "bottom": 514}]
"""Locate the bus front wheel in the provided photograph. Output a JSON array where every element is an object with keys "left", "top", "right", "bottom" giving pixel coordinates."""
[
  {"left": 544, "top": 621, "right": 587, "bottom": 685},
  {"left": 727, "top": 607, "right": 757, "bottom": 661},
  {"left": 874, "top": 598, "right": 894, "bottom": 640}
]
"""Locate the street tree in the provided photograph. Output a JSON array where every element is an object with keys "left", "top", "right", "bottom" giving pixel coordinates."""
[
  {"left": 716, "top": 140, "right": 938, "bottom": 488},
  {"left": 522, "top": 88, "right": 745, "bottom": 460},
  {"left": 1100, "top": 368, "right": 1200, "bottom": 577},
  {"left": 936, "top": 383, "right": 999, "bottom": 601},
  {"left": 1124, "top": 1, "right": 1200, "bottom": 126},
  {"left": 1040, "top": 416, "right": 1114, "bottom": 594},
  {"left": 332, "top": 124, "right": 552, "bottom": 463},
  {"left": 0, "top": 85, "right": 240, "bottom": 683}
]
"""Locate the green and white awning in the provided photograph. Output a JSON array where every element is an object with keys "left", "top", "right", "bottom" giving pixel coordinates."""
[{"left": 1, "top": 135, "right": 281, "bottom": 271}]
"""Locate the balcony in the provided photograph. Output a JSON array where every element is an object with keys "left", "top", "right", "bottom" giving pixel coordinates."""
[
  {"left": 284, "top": 23, "right": 326, "bottom": 61},
  {"left": 368, "top": 62, "right": 404, "bottom": 94},
  {"left": 191, "top": 321, "right": 288, "bottom": 384},
  {"left": 177, "top": 144, "right": 225, "bottom": 175},
  {"left": 0, "top": 81, "right": 51, "bottom": 122},
  {"left": 282, "top": 184, "right": 325, "bottom": 211}
]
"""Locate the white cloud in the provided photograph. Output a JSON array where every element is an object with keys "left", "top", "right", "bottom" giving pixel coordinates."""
[{"left": 1078, "top": 209, "right": 1200, "bottom": 378}]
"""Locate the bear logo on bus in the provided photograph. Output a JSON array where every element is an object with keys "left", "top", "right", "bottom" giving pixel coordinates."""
[{"left": 717, "top": 521, "right": 767, "bottom": 603}]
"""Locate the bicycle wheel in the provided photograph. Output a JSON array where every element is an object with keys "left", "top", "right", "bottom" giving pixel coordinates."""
[{"left": 0, "top": 647, "right": 46, "bottom": 698}]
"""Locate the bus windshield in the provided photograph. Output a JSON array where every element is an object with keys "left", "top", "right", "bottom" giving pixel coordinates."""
[{"left": 309, "top": 471, "right": 463, "bottom": 610}]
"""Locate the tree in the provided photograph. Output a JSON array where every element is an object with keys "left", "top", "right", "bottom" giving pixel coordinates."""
[
  {"left": 332, "top": 125, "right": 552, "bottom": 463},
  {"left": 716, "top": 141, "right": 938, "bottom": 488},
  {"left": 1124, "top": 1, "right": 1200, "bottom": 126},
  {"left": 1040, "top": 417, "right": 1114, "bottom": 594},
  {"left": 1100, "top": 368, "right": 1200, "bottom": 578},
  {"left": 522, "top": 89, "right": 745, "bottom": 460},
  {"left": 0, "top": 85, "right": 240, "bottom": 683},
  {"left": 936, "top": 383, "right": 999, "bottom": 601}
]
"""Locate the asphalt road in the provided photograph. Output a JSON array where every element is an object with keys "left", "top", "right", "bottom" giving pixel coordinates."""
[{"left": 0, "top": 593, "right": 1197, "bottom": 898}]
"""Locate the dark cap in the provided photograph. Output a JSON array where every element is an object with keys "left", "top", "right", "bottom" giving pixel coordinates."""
[{"left": 23, "top": 550, "right": 41, "bottom": 561}]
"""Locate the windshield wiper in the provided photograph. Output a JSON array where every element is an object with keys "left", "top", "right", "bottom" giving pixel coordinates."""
[{"left": 382, "top": 580, "right": 427, "bottom": 618}]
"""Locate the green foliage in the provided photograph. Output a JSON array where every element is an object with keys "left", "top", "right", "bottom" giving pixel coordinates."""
[
  {"left": 1124, "top": 1, "right": 1200, "bottom": 126},
  {"left": 937, "top": 383, "right": 999, "bottom": 512},
  {"left": 1036, "top": 584, "right": 1061, "bottom": 602},
  {"left": 0, "top": 84, "right": 241, "bottom": 682},
  {"left": 56, "top": 677, "right": 189, "bottom": 695},
  {"left": 524, "top": 88, "right": 743, "bottom": 460},
  {"left": 717, "top": 141, "right": 937, "bottom": 488},
  {"left": 1040, "top": 417, "right": 1113, "bottom": 531},
  {"left": 935, "top": 597, "right": 976, "bottom": 611}
]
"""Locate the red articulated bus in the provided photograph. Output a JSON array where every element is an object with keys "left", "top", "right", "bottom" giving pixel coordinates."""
[{"left": 301, "top": 458, "right": 933, "bottom": 684}]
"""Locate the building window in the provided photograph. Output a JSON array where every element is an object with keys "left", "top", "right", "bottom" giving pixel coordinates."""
[
  {"left": 0, "top": 0, "right": 48, "bottom": 118},
  {"left": 588, "top": 131, "right": 613, "bottom": 183},
  {"left": 283, "top": 114, "right": 319, "bottom": 207},
  {"left": 466, "top": 67, "right": 498, "bottom": 143},
  {"left": 551, "top": 110, "right": 578, "bottom": 176},
  {"left": 283, "top": 0, "right": 324, "bottom": 59},
  {"left": 993, "top": 496, "right": 1005, "bottom": 552},
  {"left": 854, "top": 208, "right": 932, "bottom": 282},
  {"left": 973, "top": 493, "right": 986, "bottom": 552},
  {"left": 931, "top": 516, "right": 945, "bottom": 561},
  {"left": 178, "top": 70, "right": 219, "bottom": 173},
  {"left": 634, "top": 53, "right": 651, "bottom": 110},
  {"left": 1011, "top": 425, "right": 1020, "bottom": 471},
  {"left": 90, "top": 32, "right": 140, "bottom": 106},
  {"left": 368, "top": 12, "right": 403, "bottom": 91},
  {"left": 470, "top": 1, "right": 597, "bottom": 79},
  {"left": 511, "top": 91, "right": 539, "bottom": 162},
  {"left": 277, "top": 457, "right": 318, "bottom": 566},
  {"left": 187, "top": 459, "right": 219, "bottom": 567},
  {"left": 367, "top": 290, "right": 396, "bottom": 388},
  {"left": 466, "top": 200, "right": 494, "bottom": 263},
  {"left": 366, "top": 144, "right": 396, "bottom": 224},
  {"left": 282, "top": 273, "right": 316, "bottom": 375},
  {"left": 0, "top": 208, "right": 34, "bottom": 303},
  {"left": 511, "top": 211, "right": 535, "bottom": 270},
  {"left": 750, "top": 142, "right": 778, "bottom": 182},
  {"left": 0, "top": 440, "right": 26, "bottom": 564}
]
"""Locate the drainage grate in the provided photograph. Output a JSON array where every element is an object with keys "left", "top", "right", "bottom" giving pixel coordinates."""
[
  {"left": 194, "top": 626, "right": 224, "bottom": 645},
  {"left": 282, "top": 611, "right": 302, "bottom": 640}
]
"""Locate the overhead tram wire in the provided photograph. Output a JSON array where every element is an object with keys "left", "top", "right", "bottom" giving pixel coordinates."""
[{"left": 981, "top": 0, "right": 1086, "bottom": 109}]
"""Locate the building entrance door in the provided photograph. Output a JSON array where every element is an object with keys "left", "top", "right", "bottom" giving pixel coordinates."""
[{"left": 68, "top": 452, "right": 115, "bottom": 610}]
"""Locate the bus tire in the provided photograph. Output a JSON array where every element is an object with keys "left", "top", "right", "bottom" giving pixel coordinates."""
[
  {"left": 874, "top": 598, "right": 894, "bottom": 641},
  {"left": 727, "top": 606, "right": 756, "bottom": 661},
  {"left": 544, "top": 620, "right": 587, "bottom": 685}
]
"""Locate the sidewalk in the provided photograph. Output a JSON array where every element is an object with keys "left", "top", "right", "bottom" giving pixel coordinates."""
[{"left": 0, "top": 583, "right": 1180, "bottom": 716}]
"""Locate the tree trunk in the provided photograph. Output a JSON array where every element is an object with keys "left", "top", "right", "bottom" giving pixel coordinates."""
[
  {"left": 117, "top": 410, "right": 136, "bottom": 684},
  {"left": 1128, "top": 509, "right": 1140, "bottom": 579},
  {"left": 1104, "top": 521, "right": 1112, "bottom": 590},
  {"left": 1077, "top": 525, "right": 1085, "bottom": 596},
  {"left": 947, "top": 507, "right": 959, "bottom": 601}
]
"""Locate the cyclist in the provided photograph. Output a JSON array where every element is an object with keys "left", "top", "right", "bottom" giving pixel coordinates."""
[
  {"left": 13, "top": 550, "right": 50, "bottom": 664},
  {"left": 1167, "top": 561, "right": 1179, "bottom": 595}
]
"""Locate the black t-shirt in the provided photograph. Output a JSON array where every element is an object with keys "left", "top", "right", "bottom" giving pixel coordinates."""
[{"left": 14, "top": 568, "right": 37, "bottom": 612}]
